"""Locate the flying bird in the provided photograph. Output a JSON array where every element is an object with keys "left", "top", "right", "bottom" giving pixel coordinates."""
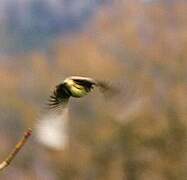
[
  {"left": 36, "top": 76, "right": 116, "bottom": 150},
  {"left": 48, "top": 76, "right": 114, "bottom": 109}
]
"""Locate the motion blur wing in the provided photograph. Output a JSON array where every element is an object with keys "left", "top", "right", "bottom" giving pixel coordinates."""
[{"left": 96, "top": 80, "right": 119, "bottom": 97}]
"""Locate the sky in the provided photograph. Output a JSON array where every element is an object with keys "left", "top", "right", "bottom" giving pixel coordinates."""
[{"left": 0, "top": 0, "right": 106, "bottom": 54}]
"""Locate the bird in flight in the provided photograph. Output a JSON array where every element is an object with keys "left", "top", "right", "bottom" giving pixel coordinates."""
[
  {"left": 48, "top": 76, "right": 114, "bottom": 109},
  {"left": 36, "top": 76, "right": 116, "bottom": 150}
]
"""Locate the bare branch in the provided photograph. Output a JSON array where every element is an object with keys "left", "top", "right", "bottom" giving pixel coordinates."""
[{"left": 0, "top": 128, "right": 32, "bottom": 171}]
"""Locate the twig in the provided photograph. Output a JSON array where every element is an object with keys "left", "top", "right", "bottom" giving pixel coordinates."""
[{"left": 0, "top": 128, "right": 32, "bottom": 171}]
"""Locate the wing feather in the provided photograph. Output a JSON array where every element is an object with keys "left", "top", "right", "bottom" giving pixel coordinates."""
[
  {"left": 73, "top": 79, "right": 95, "bottom": 92},
  {"left": 48, "top": 83, "right": 71, "bottom": 109}
]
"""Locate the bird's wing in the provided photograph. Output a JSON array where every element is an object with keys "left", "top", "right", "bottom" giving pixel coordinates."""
[
  {"left": 72, "top": 79, "right": 95, "bottom": 91},
  {"left": 48, "top": 83, "right": 71, "bottom": 109}
]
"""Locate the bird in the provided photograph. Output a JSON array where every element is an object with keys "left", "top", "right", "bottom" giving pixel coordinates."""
[
  {"left": 36, "top": 76, "right": 116, "bottom": 150},
  {"left": 48, "top": 76, "right": 114, "bottom": 109}
]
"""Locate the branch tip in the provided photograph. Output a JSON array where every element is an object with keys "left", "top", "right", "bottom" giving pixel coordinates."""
[{"left": 0, "top": 128, "right": 33, "bottom": 171}]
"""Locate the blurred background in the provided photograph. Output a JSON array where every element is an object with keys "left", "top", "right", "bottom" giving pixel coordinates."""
[{"left": 0, "top": 0, "right": 187, "bottom": 179}]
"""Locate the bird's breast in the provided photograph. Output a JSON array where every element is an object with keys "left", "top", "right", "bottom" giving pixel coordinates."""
[{"left": 70, "top": 85, "right": 88, "bottom": 97}]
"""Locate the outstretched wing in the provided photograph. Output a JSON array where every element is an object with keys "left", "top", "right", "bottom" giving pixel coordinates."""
[
  {"left": 73, "top": 79, "right": 95, "bottom": 92},
  {"left": 48, "top": 83, "right": 71, "bottom": 109}
]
